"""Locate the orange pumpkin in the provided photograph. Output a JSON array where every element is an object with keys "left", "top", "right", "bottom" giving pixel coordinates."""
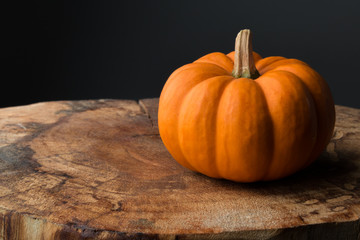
[{"left": 158, "top": 29, "right": 335, "bottom": 182}]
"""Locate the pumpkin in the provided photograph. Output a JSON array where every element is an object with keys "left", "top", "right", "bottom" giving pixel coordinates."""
[{"left": 158, "top": 29, "right": 335, "bottom": 182}]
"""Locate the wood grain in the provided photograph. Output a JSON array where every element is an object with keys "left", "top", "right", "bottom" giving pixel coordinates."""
[{"left": 0, "top": 98, "right": 359, "bottom": 240}]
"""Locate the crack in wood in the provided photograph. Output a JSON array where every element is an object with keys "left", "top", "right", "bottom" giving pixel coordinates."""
[{"left": 138, "top": 99, "right": 159, "bottom": 131}]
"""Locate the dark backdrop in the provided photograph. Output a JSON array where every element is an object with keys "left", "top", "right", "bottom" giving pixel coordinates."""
[{"left": 1, "top": 0, "right": 360, "bottom": 108}]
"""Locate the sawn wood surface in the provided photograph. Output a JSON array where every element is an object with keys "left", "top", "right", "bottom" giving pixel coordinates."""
[{"left": 0, "top": 98, "right": 359, "bottom": 240}]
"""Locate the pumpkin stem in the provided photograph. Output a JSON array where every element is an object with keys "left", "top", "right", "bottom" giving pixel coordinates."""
[{"left": 232, "top": 29, "right": 260, "bottom": 79}]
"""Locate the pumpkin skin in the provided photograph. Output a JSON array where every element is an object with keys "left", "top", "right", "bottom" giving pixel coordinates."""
[{"left": 158, "top": 51, "right": 335, "bottom": 182}]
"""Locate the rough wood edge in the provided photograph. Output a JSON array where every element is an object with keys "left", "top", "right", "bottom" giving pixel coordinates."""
[{"left": 2, "top": 205, "right": 360, "bottom": 240}]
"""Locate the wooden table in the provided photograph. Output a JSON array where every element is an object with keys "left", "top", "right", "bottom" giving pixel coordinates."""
[{"left": 0, "top": 98, "right": 359, "bottom": 240}]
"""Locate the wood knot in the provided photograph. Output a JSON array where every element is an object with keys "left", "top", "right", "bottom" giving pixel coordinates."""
[
  {"left": 331, "top": 206, "right": 346, "bottom": 212},
  {"left": 303, "top": 199, "right": 319, "bottom": 205},
  {"left": 326, "top": 195, "right": 353, "bottom": 203},
  {"left": 332, "top": 130, "right": 344, "bottom": 140},
  {"left": 111, "top": 201, "right": 123, "bottom": 212}
]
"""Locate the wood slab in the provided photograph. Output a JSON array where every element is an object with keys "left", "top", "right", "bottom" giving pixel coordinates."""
[{"left": 0, "top": 98, "right": 359, "bottom": 240}]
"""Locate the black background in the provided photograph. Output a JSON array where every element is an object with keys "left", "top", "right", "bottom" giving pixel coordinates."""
[{"left": 1, "top": 0, "right": 360, "bottom": 108}]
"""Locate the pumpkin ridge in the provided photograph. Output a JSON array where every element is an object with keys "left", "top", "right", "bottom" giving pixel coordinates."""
[
  {"left": 215, "top": 78, "right": 274, "bottom": 181},
  {"left": 252, "top": 80, "right": 275, "bottom": 181},
  {"left": 258, "top": 58, "right": 308, "bottom": 75},
  {"left": 256, "top": 56, "right": 286, "bottom": 72},
  {"left": 287, "top": 69, "right": 319, "bottom": 171},
  {"left": 270, "top": 64, "right": 334, "bottom": 168},
  {"left": 162, "top": 62, "right": 229, "bottom": 107},
  {"left": 257, "top": 70, "right": 318, "bottom": 180},
  {"left": 177, "top": 75, "right": 234, "bottom": 177},
  {"left": 213, "top": 77, "right": 235, "bottom": 179},
  {"left": 165, "top": 62, "right": 227, "bottom": 87},
  {"left": 191, "top": 62, "right": 232, "bottom": 76},
  {"left": 194, "top": 52, "right": 234, "bottom": 73},
  {"left": 159, "top": 62, "right": 229, "bottom": 172},
  {"left": 175, "top": 87, "right": 201, "bottom": 172}
]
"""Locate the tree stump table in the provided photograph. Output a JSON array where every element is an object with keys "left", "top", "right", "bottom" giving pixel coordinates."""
[{"left": 0, "top": 98, "right": 359, "bottom": 240}]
